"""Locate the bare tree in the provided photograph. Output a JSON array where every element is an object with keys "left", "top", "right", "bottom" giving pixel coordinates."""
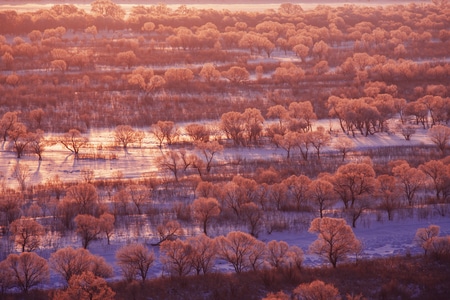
[
  {"left": 0, "top": 259, "right": 15, "bottom": 293},
  {"left": 112, "top": 189, "right": 130, "bottom": 216},
  {"left": 293, "top": 280, "right": 340, "bottom": 300},
  {"left": 263, "top": 291, "right": 290, "bottom": 300},
  {"left": 427, "top": 236, "right": 450, "bottom": 260},
  {"left": 308, "top": 217, "right": 361, "bottom": 268},
  {"left": 65, "top": 183, "right": 99, "bottom": 215},
  {"left": 116, "top": 244, "right": 155, "bottom": 282},
  {"left": 187, "top": 234, "right": 217, "bottom": 275},
  {"left": 240, "top": 202, "right": 264, "bottom": 238},
  {"left": 195, "top": 181, "right": 215, "bottom": 198},
  {"left": 0, "top": 190, "right": 23, "bottom": 227},
  {"left": 191, "top": 197, "right": 221, "bottom": 236},
  {"left": 376, "top": 175, "right": 401, "bottom": 221},
  {"left": 10, "top": 162, "right": 30, "bottom": 193},
  {"left": 195, "top": 141, "right": 223, "bottom": 174},
  {"left": 80, "top": 167, "right": 95, "bottom": 183},
  {"left": 74, "top": 214, "right": 102, "bottom": 249},
  {"left": 91, "top": 0, "right": 125, "bottom": 19},
  {"left": 217, "top": 231, "right": 260, "bottom": 273},
  {"left": 428, "top": 125, "right": 450, "bottom": 156},
  {"left": 266, "top": 105, "right": 288, "bottom": 131},
  {"left": 414, "top": 225, "right": 440, "bottom": 255},
  {"left": 9, "top": 217, "right": 44, "bottom": 252},
  {"left": 266, "top": 240, "right": 290, "bottom": 269},
  {"left": 0, "top": 111, "right": 19, "bottom": 142},
  {"left": 99, "top": 213, "right": 114, "bottom": 245},
  {"left": 332, "top": 135, "right": 355, "bottom": 161},
  {"left": 332, "top": 162, "right": 376, "bottom": 209},
  {"left": 273, "top": 132, "right": 298, "bottom": 159},
  {"left": 49, "top": 247, "right": 113, "bottom": 284},
  {"left": 55, "top": 271, "right": 115, "bottom": 300},
  {"left": 309, "top": 126, "right": 331, "bottom": 160},
  {"left": 308, "top": 179, "right": 334, "bottom": 218},
  {"left": 288, "top": 101, "right": 316, "bottom": 132},
  {"left": 185, "top": 123, "right": 211, "bottom": 142},
  {"left": 114, "top": 125, "right": 138, "bottom": 149},
  {"left": 58, "top": 129, "right": 88, "bottom": 159},
  {"left": 221, "top": 111, "right": 245, "bottom": 146},
  {"left": 150, "top": 121, "right": 179, "bottom": 148},
  {"left": 283, "top": 175, "right": 311, "bottom": 211},
  {"left": 247, "top": 239, "right": 267, "bottom": 271},
  {"left": 222, "top": 66, "right": 249, "bottom": 83},
  {"left": 419, "top": 160, "right": 450, "bottom": 202},
  {"left": 126, "top": 184, "right": 151, "bottom": 214},
  {"left": 2, "top": 252, "right": 49, "bottom": 293},
  {"left": 395, "top": 122, "right": 417, "bottom": 141},
  {"left": 8, "top": 122, "right": 32, "bottom": 158},
  {"left": 199, "top": 63, "right": 221, "bottom": 83},
  {"left": 392, "top": 162, "right": 426, "bottom": 206},
  {"left": 160, "top": 239, "right": 193, "bottom": 276},
  {"left": 267, "top": 182, "right": 288, "bottom": 211},
  {"left": 154, "top": 220, "right": 184, "bottom": 246},
  {"left": 116, "top": 51, "right": 137, "bottom": 69},
  {"left": 157, "top": 150, "right": 182, "bottom": 182},
  {"left": 28, "top": 129, "right": 47, "bottom": 160},
  {"left": 241, "top": 108, "right": 265, "bottom": 145},
  {"left": 164, "top": 68, "right": 194, "bottom": 85}
]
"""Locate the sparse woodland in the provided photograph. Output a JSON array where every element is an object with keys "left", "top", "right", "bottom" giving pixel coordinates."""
[{"left": 1, "top": 0, "right": 450, "bottom": 299}]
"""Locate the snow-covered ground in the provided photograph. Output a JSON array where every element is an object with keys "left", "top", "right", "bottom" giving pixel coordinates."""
[
  {"left": 0, "top": 118, "right": 433, "bottom": 190},
  {"left": 32, "top": 209, "right": 450, "bottom": 289},
  {"left": 1, "top": 118, "right": 448, "bottom": 289}
]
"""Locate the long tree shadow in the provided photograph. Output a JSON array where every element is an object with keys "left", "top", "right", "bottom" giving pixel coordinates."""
[{"left": 32, "top": 159, "right": 43, "bottom": 183}]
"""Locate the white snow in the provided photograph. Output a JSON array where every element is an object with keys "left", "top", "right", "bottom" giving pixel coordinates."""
[{"left": 0, "top": 118, "right": 447, "bottom": 289}]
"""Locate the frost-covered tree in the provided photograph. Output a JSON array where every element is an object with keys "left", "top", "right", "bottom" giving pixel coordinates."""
[
  {"left": 113, "top": 125, "right": 138, "bottom": 149},
  {"left": 376, "top": 175, "right": 401, "bottom": 221},
  {"left": 191, "top": 197, "right": 220, "bottom": 236},
  {"left": 0, "top": 111, "right": 19, "bottom": 142},
  {"left": 2, "top": 252, "right": 49, "bottom": 293},
  {"left": 65, "top": 183, "right": 99, "bottom": 215},
  {"left": 293, "top": 280, "right": 341, "bottom": 300},
  {"left": 309, "top": 217, "right": 361, "bottom": 268},
  {"left": 332, "top": 135, "right": 355, "bottom": 161},
  {"left": 187, "top": 234, "right": 217, "bottom": 275},
  {"left": 99, "top": 213, "right": 114, "bottom": 245},
  {"left": 155, "top": 220, "right": 184, "bottom": 245},
  {"left": 195, "top": 140, "right": 223, "bottom": 174},
  {"left": 240, "top": 202, "right": 264, "bottom": 237},
  {"left": 428, "top": 125, "right": 450, "bottom": 155},
  {"left": 116, "top": 244, "right": 155, "bottom": 282},
  {"left": 74, "top": 214, "right": 102, "bottom": 249},
  {"left": 58, "top": 129, "right": 88, "bottom": 159},
  {"left": 160, "top": 239, "right": 192, "bottom": 276},
  {"left": 49, "top": 247, "right": 113, "bottom": 284},
  {"left": 217, "top": 231, "right": 261, "bottom": 273},
  {"left": 91, "top": 0, "right": 125, "bottom": 19},
  {"left": 55, "top": 271, "right": 115, "bottom": 300},
  {"left": 308, "top": 179, "right": 334, "bottom": 218},
  {"left": 9, "top": 217, "right": 44, "bottom": 252},
  {"left": 150, "top": 120, "right": 179, "bottom": 147},
  {"left": 392, "top": 162, "right": 426, "bottom": 206},
  {"left": 414, "top": 225, "right": 440, "bottom": 255}
]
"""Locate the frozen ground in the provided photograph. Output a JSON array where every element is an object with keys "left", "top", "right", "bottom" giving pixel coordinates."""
[
  {"left": 32, "top": 210, "right": 450, "bottom": 289},
  {"left": 0, "top": 118, "right": 433, "bottom": 190},
  {"left": 1, "top": 119, "right": 447, "bottom": 289}
]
